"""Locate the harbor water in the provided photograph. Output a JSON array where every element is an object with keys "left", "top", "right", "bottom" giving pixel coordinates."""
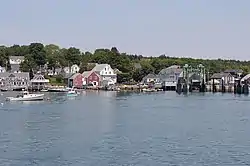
[{"left": 0, "top": 91, "right": 250, "bottom": 165}]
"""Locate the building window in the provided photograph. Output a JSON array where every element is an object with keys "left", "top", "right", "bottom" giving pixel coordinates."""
[
  {"left": 105, "top": 72, "right": 107, "bottom": 74},
  {"left": 109, "top": 71, "right": 111, "bottom": 74},
  {"left": 89, "top": 76, "right": 92, "bottom": 80}
]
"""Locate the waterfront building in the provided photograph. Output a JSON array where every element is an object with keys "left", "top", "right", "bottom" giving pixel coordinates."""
[
  {"left": 30, "top": 74, "right": 50, "bottom": 90},
  {"left": 82, "top": 71, "right": 101, "bottom": 87},
  {"left": 141, "top": 73, "right": 161, "bottom": 84},
  {"left": 224, "top": 69, "right": 243, "bottom": 78},
  {"left": 210, "top": 72, "right": 234, "bottom": 85},
  {"left": 241, "top": 74, "right": 250, "bottom": 84},
  {"left": 68, "top": 73, "right": 83, "bottom": 88},
  {"left": 0, "top": 72, "right": 29, "bottom": 90},
  {"left": 159, "top": 65, "right": 182, "bottom": 91},
  {"left": 91, "top": 64, "right": 117, "bottom": 86}
]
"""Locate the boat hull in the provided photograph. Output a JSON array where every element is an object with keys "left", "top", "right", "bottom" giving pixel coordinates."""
[
  {"left": 6, "top": 94, "right": 45, "bottom": 101},
  {"left": 67, "top": 94, "right": 78, "bottom": 97},
  {"left": 48, "top": 89, "right": 68, "bottom": 92}
]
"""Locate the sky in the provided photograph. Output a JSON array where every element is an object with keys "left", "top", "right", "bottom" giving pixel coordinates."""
[{"left": 0, "top": 0, "right": 250, "bottom": 60}]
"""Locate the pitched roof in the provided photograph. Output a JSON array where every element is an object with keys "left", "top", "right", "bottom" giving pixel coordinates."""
[
  {"left": 69, "top": 73, "right": 81, "bottom": 79},
  {"left": 159, "top": 66, "right": 182, "bottom": 76},
  {"left": 241, "top": 74, "right": 250, "bottom": 81},
  {"left": 91, "top": 64, "right": 108, "bottom": 72},
  {"left": 224, "top": 69, "right": 243, "bottom": 73},
  {"left": 143, "top": 73, "right": 159, "bottom": 79},
  {"left": 167, "top": 65, "right": 181, "bottom": 69},
  {"left": 9, "top": 56, "right": 24, "bottom": 60},
  {"left": 114, "top": 68, "right": 122, "bottom": 74},
  {"left": 82, "top": 71, "right": 91, "bottom": 77},
  {"left": 0, "top": 72, "right": 29, "bottom": 78},
  {"left": 210, "top": 72, "right": 231, "bottom": 79}
]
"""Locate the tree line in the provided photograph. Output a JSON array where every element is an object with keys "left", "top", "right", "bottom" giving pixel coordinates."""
[{"left": 0, "top": 43, "right": 250, "bottom": 82}]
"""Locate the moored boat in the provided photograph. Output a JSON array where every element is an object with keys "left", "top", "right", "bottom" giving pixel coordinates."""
[
  {"left": 0, "top": 88, "right": 8, "bottom": 92},
  {"left": 48, "top": 88, "right": 68, "bottom": 92},
  {"left": 67, "top": 89, "right": 79, "bottom": 97},
  {"left": 142, "top": 88, "right": 158, "bottom": 92},
  {"left": 6, "top": 91, "right": 45, "bottom": 101}
]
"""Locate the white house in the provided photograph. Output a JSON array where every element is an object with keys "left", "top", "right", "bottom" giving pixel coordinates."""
[
  {"left": 71, "top": 64, "right": 80, "bottom": 73},
  {"left": 0, "top": 66, "right": 6, "bottom": 73},
  {"left": 159, "top": 65, "right": 183, "bottom": 88},
  {"left": 91, "top": 64, "right": 117, "bottom": 85},
  {"left": 210, "top": 72, "right": 234, "bottom": 85},
  {"left": 63, "top": 64, "right": 80, "bottom": 74},
  {"left": 9, "top": 56, "right": 24, "bottom": 65},
  {"left": 47, "top": 68, "right": 62, "bottom": 76},
  {"left": 9, "top": 56, "right": 24, "bottom": 73}
]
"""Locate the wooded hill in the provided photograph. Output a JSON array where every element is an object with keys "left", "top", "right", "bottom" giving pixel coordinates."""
[{"left": 0, "top": 43, "right": 249, "bottom": 82}]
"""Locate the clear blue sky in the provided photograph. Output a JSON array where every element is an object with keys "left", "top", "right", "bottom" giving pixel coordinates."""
[{"left": 1, "top": 0, "right": 250, "bottom": 60}]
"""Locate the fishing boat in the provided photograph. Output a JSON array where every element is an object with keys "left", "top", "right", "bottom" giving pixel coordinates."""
[{"left": 6, "top": 91, "right": 44, "bottom": 101}]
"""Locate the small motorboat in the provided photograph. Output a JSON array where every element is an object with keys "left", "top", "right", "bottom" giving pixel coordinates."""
[
  {"left": 6, "top": 91, "right": 45, "bottom": 101},
  {"left": 40, "top": 89, "right": 48, "bottom": 92},
  {"left": 142, "top": 88, "right": 157, "bottom": 92},
  {"left": 0, "top": 88, "right": 8, "bottom": 92},
  {"left": 67, "top": 89, "right": 78, "bottom": 97}
]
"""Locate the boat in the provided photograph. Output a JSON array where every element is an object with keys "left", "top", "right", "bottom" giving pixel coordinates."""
[
  {"left": 48, "top": 88, "right": 68, "bottom": 92},
  {"left": 40, "top": 89, "right": 48, "bottom": 92},
  {"left": 142, "top": 88, "right": 157, "bottom": 92},
  {"left": 6, "top": 91, "right": 45, "bottom": 101},
  {"left": 67, "top": 89, "right": 79, "bottom": 97},
  {"left": 0, "top": 88, "right": 8, "bottom": 92}
]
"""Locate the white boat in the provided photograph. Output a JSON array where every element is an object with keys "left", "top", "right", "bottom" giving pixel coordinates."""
[
  {"left": 40, "top": 89, "right": 48, "bottom": 92},
  {"left": 6, "top": 91, "right": 45, "bottom": 101},
  {"left": 142, "top": 88, "right": 157, "bottom": 92},
  {"left": 67, "top": 89, "right": 79, "bottom": 97},
  {"left": 48, "top": 88, "right": 68, "bottom": 92}
]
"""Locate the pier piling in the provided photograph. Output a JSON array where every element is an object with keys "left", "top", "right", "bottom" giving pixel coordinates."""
[{"left": 243, "top": 80, "right": 249, "bottom": 95}]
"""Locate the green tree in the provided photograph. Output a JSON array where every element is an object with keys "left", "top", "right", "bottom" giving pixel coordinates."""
[
  {"left": 117, "top": 73, "right": 133, "bottom": 83},
  {"left": 20, "top": 54, "right": 37, "bottom": 72},
  {"left": 44, "top": 44, "right": 61, "bottom": 69},
  {"left": 28, "top": 43, "right": 46, "bottom": 67},
  {"left": 0, "top": 46, "right": 9, "bottom": 69},
  {"left": 65, "top": 47, "right": 81, "bottom": 65}
]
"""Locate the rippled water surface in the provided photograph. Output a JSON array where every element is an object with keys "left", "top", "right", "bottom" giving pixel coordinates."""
[{"left": 0, "top": 91, "right": 250, "bottom": 165}]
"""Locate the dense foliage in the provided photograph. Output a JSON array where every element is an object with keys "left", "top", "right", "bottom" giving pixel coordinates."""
[{"left": 1, "top": 43, "right": 250, "bottom": 82}]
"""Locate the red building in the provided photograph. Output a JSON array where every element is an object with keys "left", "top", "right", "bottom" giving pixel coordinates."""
[
  {"left": 82, "top": 71, "right": 101, "bottom": 86},
  {"left": 69, "top": 73, "right": 83, "bottom": 88}
]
